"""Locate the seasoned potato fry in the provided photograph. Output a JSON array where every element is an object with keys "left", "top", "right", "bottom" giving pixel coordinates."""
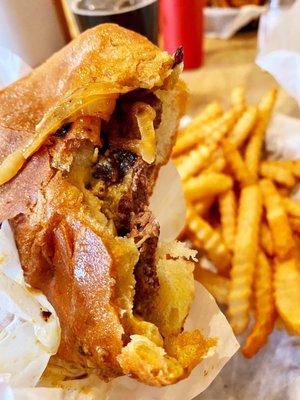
[
  {"left": 194, "top": 266, "right": 229, "bottom": 305},
  {"left": 245, "top": 88, "right": 277, "bottom": 178},
  {"left": 187, "top": 208, "right": 231, "bottom": 274},
  {"left": 222, "top": 139, "right": 254, "bottom": 186},
  {"left": 219, "top": 190, "right": 236, "bottom": 252},
  {"left": 176, "top": 143, "right": 216, "bottom": 181},
  {"left": 228, "top": 185, "right": 262, "bottom": 334},
  {"left": 184, "top": 172, "right": 233, "bottom": 202},
  {"left": 274, "top": 257, "right": 300, "bottom": 335},
  {"left": 242, "top": 251, "right": 276, "bottom": 358},
  {"left": 172, "top": 103, "right": 223, "bottom": 156},
  {"left": 283, "top": 197, "right": 300, "bottom": 218},
  {"left": 260, "top": 222, "right": 275, "bottom": 257},
  {"left": 260, "top": 179, "right": 295, "bottom": 259},
  {"left": 230, "top": 86, "right": 246, "bottom": 113},
  {"left": 260, "top": 161, "right": 296, "bottom": 188},
  {"left": 228, "top": 106, "right": 258, "bottom": 148}
]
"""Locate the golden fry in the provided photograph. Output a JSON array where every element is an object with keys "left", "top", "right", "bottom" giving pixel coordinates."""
[
  {"left": 222, "top": 139, "right": 254, "bottom": 186},
  {"left": 194, "top": 266, "right": 229, "bottom": 305},
  {"left": 184, "top": 172, "right": 233, "bottom": 203},
  {"left": 174, "top": 108, "right": 238, "bottom": 157},
  {"left": 260, "top": 161, "right": 296, "bottom": 188},
  {"left": 228, "top": 185, "right": 262, "bottom": 334},
  {"left": 172, "top": 103, "right": 223, "bottom": 156},
  {"left": 219, "top": 190, "right": 236, "bottom": 252},
  {"left": 228, "top": 106, "right": 258, "bottom": 148},
  {"left": 201, "top": 147, "right": 226, "bottom": 174},
  {"left": 283, "top": 197, "right": 300, "bottom": 218},
  {"left": 187, "top": 208, "right": 231, "bottom": 274},
  {"left": 242, "top": 251, "right": 276, "bottom": 358},
  {"left": 176, "top": 143, "right": 216, "bottom": 181},
  {"left": 288, "top": 217, "right": 300, "bottom": 234},
  {"left": 203, "top": 156, "right": 226, "bottom": 174},
  {"left": 260, "top": 159, "right": 300, "bottom": 178},
  {"left": 194, "top": 197, "right": 214, "bottom": 217},
  {"left": 274, "top": 258, "right": 300, "bottom": 335},
  {"left": 230, "top": 86, "right": 246, "bottom": 113},
  {"left": 209, "top": 108, "right": 241, "bottom": 144},
  {"left": 260, "top": 179, "right": 295, "bottom": 259},
  {"left": 245, "top": 88, "right": 277, "bottom": 179},
  {"left": 287, "top": 160, "right": 300, "bottom": 178},
  {"left": 260, "top": 222, "right": 275, "bottom": 257}
]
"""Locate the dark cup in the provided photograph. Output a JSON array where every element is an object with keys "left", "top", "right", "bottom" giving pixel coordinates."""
[{"left": 70, "top": 0, "right": 158, "bottom": 44}]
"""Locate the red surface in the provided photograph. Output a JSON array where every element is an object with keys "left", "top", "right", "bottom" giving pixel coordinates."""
[{"left": 160, "top": 0, "right": 204, "bottom": 69}]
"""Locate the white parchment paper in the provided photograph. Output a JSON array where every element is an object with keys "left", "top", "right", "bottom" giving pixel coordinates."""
[
  {"left": 0, "top": 48, "right": 239, "bottom": 399},
  {"left": 205, "top": 6, "right": 265, "bottom": 40}
]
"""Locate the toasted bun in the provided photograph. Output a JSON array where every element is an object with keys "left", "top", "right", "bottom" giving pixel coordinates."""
[{"left": 0, "top": 24, "right": 214, "bottom": 386}]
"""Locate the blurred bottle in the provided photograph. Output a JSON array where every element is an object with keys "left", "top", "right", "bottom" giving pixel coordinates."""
[
  {"left": 160, "top": 0, "right": 204, "bottom": 70},
  {"left": 0, "top": 0, "right": 68, "bottom": 67},
  {"left": 69, "top": 0, "right": 158, "bottom": 44}
]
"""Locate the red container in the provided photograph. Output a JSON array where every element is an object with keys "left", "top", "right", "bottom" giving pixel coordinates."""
[{"left": 159, "top": 0, "right": 204, "bottom": 70}]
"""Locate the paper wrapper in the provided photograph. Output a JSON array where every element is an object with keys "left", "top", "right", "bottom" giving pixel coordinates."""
[
  {"left": 256, "top": 0, "right": 300, "bottom": 106},
  {"left": 205, "top": 5, "right": 265, "bottom": 40},
  {"left": 0, "top": 48, "right": 239, "bottom": 399}
]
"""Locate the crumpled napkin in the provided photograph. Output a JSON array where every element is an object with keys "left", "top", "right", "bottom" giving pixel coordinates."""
[
  {"left": 256, "top": 0, "right": 300, "bottom": 105},
  {"left": 205, "top": 5, "right": 266, "bottom": 40}
]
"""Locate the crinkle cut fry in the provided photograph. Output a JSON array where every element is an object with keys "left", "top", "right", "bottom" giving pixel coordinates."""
[
  {"left": 259, "top": 179, "right": 295, "bottom": 260},
  {"left": 176, "top": 143, "right": 216, "bottom": 181},
  {"left": 230, "top": 86, "right": 246, "bottom": 113},
  {"left": 228, "top": 184, "right": 262, "bottom": 334},
  {"left": 174, "top": 108, "right": 239, "bottom": 158},
  {"left": 260, "top": 161, "right": 296, "bottom": 188},
  {"left": 283, "top": 197, "right": 300, "bottom": 218},
  {"left": 245, "top": 88, "right": 277, "bottom": 179},
  {"left": 274, "top": 257, "right": 300, "bottom": 335},
  {"left": 222, "top": 139, "right": 254, "bottom": 186},
  {"left": 184, "top": 172, "right": 233, "bottom": 202},
  {"left": 218, "top": 189, "right": 236, "bottom": 252},
  {"left": 194, "top": 266, "right": 230, "bottom": 305},
  {"left": 228, "top": 105, "right": 258, "bottom": 148},
  {"left": 172, "top": 102, "right": 223, "bottom": 156},
  {"left": 187, "top": 207, "right": 231, "bottom": 274},
  {"left": 242, "top": 251, "right": 276, "bottom": 358},
  {"left": 260, "top": 222, "right": 275, "bottom": 257}
]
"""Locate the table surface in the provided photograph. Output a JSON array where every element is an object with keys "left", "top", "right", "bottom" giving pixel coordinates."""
[{"left": 182, "top": 32, "right": 299, "bottom": 118}]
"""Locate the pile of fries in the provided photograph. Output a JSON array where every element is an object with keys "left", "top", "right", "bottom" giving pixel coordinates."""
[
  {"left": 174, "top": 87, "right": 300, "bottom": 358},
  {"left": 206, "top": 0, "right": 265, "bottom": 8}
]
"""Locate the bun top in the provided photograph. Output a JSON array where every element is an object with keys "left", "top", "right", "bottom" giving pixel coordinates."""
[{"left": 0, "top": 23, "right": 173, "bottom": 134}]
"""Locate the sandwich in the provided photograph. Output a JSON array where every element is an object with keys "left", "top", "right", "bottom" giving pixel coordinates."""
[{"left": 0, "top": 24, "right": 215, "bottom": 387}]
